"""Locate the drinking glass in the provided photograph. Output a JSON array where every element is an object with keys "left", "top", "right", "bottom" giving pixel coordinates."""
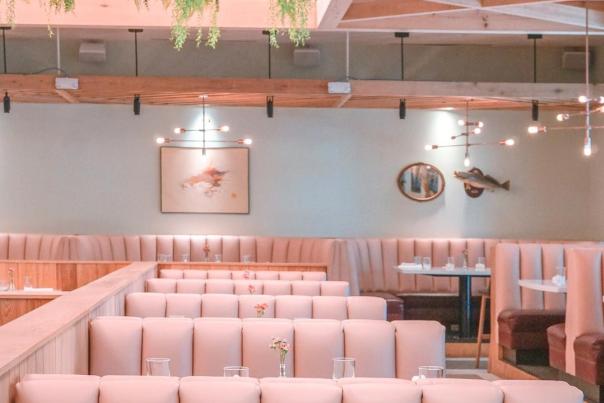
[
  {"left": 418, "top": 366, "right": 445, "bottom": 379},
  {"left": 413, "top": 256, "right": 421, "bottom": 266},
  {"left": 332, "top": 357, "right": 356, "bottom": 379},
  {"left": 23, "top": 276, "right": 32, "bottom": 289},
  {"left": 214, "top": 254, "right": 222, "bottom": 263},
  {"left": 181, "top": 254, "right": 190, "bottom": 263},
  {"left": 422, "top": 257, "right": 432, "bottom": 271},
  {"left": 556, "top": 266, "right": 566, "bottom": 278},
  {"left": 158, "top": 254, "right": 172, "bottom": 262},
  {"left": 242, "top": 255, "right": 252, "bottom": 263},
  {"left": 146, "top": 358, "right": 171, "bottom": 376},
  {"left": 445, "top": 257, "right": 455, "bottom": 271},
  {"left": 224, "top": 366, "right": 250, "bottom": 377},
  {"left": 475, "top": 257, "right": 486, "bottom": 271}
]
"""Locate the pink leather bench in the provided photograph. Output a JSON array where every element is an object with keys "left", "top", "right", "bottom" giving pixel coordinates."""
[
  {"left": 15, "top": 375, "right": 583, "bottom": 403},
  {"left": 146, "top": 279, "right": 351, "bottom": 296},
  {"left": 160, "top": 269, "right": 327, "bottom": 281},
  {"left": 89, "top": 317, "right": 446, "bottom": 379},
  {"left": 126, "top": 293, "right": 387, "bottom": 320}
]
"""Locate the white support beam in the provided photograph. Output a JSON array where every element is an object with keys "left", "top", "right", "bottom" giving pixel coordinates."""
[
  {"left": 317, "top": 0, "right": 354, "bottom": 29},
  {"left": 350, "top": 80, "right": 602, "bottom": 101},
  {"left": 492, "top": 3, "right": 604, "bottom": 30}
]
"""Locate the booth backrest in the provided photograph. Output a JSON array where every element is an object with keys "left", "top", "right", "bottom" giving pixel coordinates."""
[
  {"left": 68, "top": 235, "right": 335, "bottom": 264},
  {"left": 15, "top": 375, "right": 584, "bottom": 403},
  {"left": 0, "top": 233, "right": 70, "bottom": 260},
  {"left": 126, "top": 293, "right": 386, "bottom": 320},
  {"left": 160, "top": 269, "right": 327, "bottom": 281},
  {"left": 146, "top": 279, "right": 350, "bottom": 297},
  {"left": 89, "top": 317, "right": 445, "bottom": 379}
]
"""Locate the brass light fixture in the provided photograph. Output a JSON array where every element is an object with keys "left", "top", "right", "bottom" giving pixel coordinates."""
[{"left": 425, "top": 101, "right": 515, "bottom": 167}]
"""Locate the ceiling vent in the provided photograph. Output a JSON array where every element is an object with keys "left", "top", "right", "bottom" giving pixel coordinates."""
[
  {"left": 79, "top": 41, "right": 106, "bottom": 63},
  {"left": 562, "top": 50, "right": 590, "bottom": 71},
  {"left": 293, "top": 48, "right": 320, "bottom": 67}
]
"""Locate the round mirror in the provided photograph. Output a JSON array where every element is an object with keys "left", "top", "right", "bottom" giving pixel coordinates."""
[{"left": 397, "top": 162, "right": 445, "bottom": 202}]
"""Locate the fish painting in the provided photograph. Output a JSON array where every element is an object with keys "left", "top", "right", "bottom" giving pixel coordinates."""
[
  {"left": 454, "top": 169, "right": 510, "bottom": 192},
  {"left": 182, "top": 166, "right": 228, "bottom": 196}
]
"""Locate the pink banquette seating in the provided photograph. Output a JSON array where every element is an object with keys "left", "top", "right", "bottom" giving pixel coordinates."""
[
  {"left": 159, "top": 269, "right": 327, "bottom": 281},
  {"left": 15, "top": 375, "right": 584, "bottom": 403},
  {"left": 125, "top": 293, "right": 387, "bottom": 320},
  {"left": 0, "top": 233, "right": 69, "bottom": 260},
  {"left": 89, "top": 317, "right": 445, "bottom": 379},
  {"left": 146, "top": 279, "right": 350, "bottom": 296}
]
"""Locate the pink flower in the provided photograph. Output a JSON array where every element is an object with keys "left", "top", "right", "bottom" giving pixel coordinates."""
[
  {"left": 243, "top": 271, "right": 250, "bottom": 280},
  {"left": 254, "top": 302, "right": 268, "bottom": 317},
  {"left": 248, "top": 284, "right": 256, "bottom": 294}
]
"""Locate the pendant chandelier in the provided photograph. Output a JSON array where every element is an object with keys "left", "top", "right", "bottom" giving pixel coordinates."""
[
  {"left": 527, "top": 5, "right": 601, "bottom": 157},
  {"left": 425, "top": 101, "right": 515, "bottom": 167},
  {"left": 155, "top": 95, "right": 253, "bottom": 156}
]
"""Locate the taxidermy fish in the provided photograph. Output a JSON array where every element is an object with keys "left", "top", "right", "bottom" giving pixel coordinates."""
[{"left": 454, "top": 170, "right": 510, "bottom": 191}]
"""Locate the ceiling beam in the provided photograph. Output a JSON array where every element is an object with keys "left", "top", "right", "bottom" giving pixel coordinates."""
[
  {"left": 490, "top": 3, "right": 604, "bottom": 30},
  {"left": 343, "top": 0, "right": 463, "bottom": 23},
  {"left": 317, "top": 0, "right": 354, "bottom": 28},
  {"left": 481, "top": 0, "right": 565, "bottom": 6}
]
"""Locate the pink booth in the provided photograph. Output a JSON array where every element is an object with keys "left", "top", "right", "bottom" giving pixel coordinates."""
[
  {"left": 89, "top": 317, "right": 446, "bottom": 379},
  {"left": 15, "top": 375, "right": 583, "bottom": 403}
]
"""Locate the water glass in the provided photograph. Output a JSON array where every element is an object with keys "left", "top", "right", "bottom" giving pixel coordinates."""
[
  {"left": 23, "top": 276, "right": 32, "bottom": 289},
  {"left": 146, "top": 357, "right": 171, "bottom": 376},
  {"left": 214, "top": 254, "right": 222, "bottom": 263},
  {"left": 332, "top": 357, "right": 356, "bottom": 379},
  {"left": 418, "top": 366, "right": 445, "bottom": 379},
  {"left": 556, "top": 266, "right": 566, "bottom": 278},
  {"left": 158, "top": 254, "right": 172, "bottom": 262},
  {"left": 224, "top": 366, "right": 250, "bottom": 377},
  {"left": 242, "top": 255, "right": 252, "bottom": 263},
  {"left": 445, "top": 257, "right": 455, "bottom": 271},
  {"left": 422, "top": 257, "right": 432, "bottom": 271},
  {"left": 181, "top": 254, "right": 190, "bottom": 263},
  {"left": 475, "top": 257, "right": 486, "bottom": 271},
  {"left": 413, "top": 256, "right": 421, "bottom": 266}
]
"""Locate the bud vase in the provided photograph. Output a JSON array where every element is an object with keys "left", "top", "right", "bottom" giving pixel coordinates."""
[{"left": 279, "top": 362, "right": 287, "bottom": 377}]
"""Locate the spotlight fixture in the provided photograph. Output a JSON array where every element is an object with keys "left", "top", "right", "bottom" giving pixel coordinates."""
[
  {"left": 133, "top": 95, "right": 141, "bottom": 115},
  {"left": 531, "top": 100, "right": 539, "bottom": 122},
  {"left": 266, "top": 96, "right": 274, "bottom": 118},
  {"left": 1, "top": 26, "right": 10, "bottom": 114},
  {"left": 526, "top": 7, "right": 601, "bottom": 157},
  {"left": 154, "top": 95, "right": 253, "bottom": 155},
  {"left": 425, "top": 101, "right": 516, "bottom": 166},
  {"left": 399, "top": 99, "right": 406, "bottom": 120},
  {"left": 528, "top": 34, "right": 542, "bottom": 122}
]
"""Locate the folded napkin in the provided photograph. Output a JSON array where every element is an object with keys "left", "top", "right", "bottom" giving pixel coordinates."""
[
  {"left": 23, "top": 287, "right": 55, "bottom": 292},
  {"left": 399, "top": 263, "right": 422, "bottom": 270}
]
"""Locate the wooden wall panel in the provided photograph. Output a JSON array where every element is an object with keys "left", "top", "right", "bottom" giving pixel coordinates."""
[{"left": 0, "top": 262, "right": 157, "bottom": 403}]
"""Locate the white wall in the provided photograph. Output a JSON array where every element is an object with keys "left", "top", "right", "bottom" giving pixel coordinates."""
[{"left": 0, "top": 103, "right": 593, "bottom": 239}]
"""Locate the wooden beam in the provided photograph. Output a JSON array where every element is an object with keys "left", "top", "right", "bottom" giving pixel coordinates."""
[
  {"left": 316, "top": 0, "right": 354, "bottom": 28},
  {"left": 481, "top": 0, "right": 565, "bottom": 5},
  {"left": 490, "top": 3, "right": 604, "bottom": 30},
  {"left": 334, "top": 93, "right": 352, "bottom": 108},
  {"left": 55, "top": 89, "right": 79, "bottom": 104},
  {"left": 343, "top": 0, "right": 463, "bottom": 22}
]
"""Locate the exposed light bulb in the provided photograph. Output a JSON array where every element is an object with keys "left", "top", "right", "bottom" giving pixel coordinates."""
[
  {"left": 528, "top": 125, "right": 545, "bottom": 135},
  {"left": 174, "top": 128, "right": 185, "bottom": 134},
  {"left": 463, "top": 156, "right": 471, "bottom": 168},
  {"left": 457, "top": 119, "right": 465, "bottom": 126},
  {"left": 473, "top": 127, "right": 482, "bottom": 135},
  {"left": 477, "top": 121, "right": 484, "bottom": 128},
  {"left": 556, "top": 113, "right": 570, "bottom": 122},
  {"left": 424, "top": 144, "right": 436, "bottom": 151},
  {"left": 219, "top": 125, "right": 230, "bottom": 133},
  {"left": 243, "top": 138, "right": 253, "bottom": 145},
  {"left": 503, "top": 138, "right": 515, "bottom": 146},
  {"left": 584, "top": 143, "right": 592, "bottom": 157},
  {"left": 599, "top": 96, "right": 604, "bottom": 104},
  {"left": 155, "top": 137, "right": 166, "bottom": 145},
  {"left": 578, "top": 95, "right": 589, "bottom": 104},
  {"left": 600, "top": 106, "right": 604, "bottom": 113}
]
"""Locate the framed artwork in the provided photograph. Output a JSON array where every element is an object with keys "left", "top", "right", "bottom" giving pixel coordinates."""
[{"left": 160, "top": 147, "right": 250, "bottom": 214}]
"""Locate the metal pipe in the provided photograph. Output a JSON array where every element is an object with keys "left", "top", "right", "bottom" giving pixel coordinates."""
[{"left": 56, "top": 27, "right": 61, "bottom": 73}]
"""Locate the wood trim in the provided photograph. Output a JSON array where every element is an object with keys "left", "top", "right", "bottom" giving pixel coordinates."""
[{"left": 0, "top": 262, "right": 156, "bottom": 403}]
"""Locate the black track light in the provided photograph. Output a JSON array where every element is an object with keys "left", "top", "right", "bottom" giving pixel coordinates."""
[
  {"left": 133, "top": 95, "right": 141, "bottom": 116},
  {"left": 531, "top": 100, "right": 539, "bottom": 122},
  {"left": 3, "top": 91, "right": 9, "bottom": 113},
  {"left": 399, "top": 99, "right": 406, "bottom": 120},
  {"left": 266, "top": 96, "right": 274, "bottom": 118}
]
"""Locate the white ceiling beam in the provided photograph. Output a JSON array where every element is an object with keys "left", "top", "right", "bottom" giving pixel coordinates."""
[
  {"left": 489, "top": 3, "right": 604, "bottom": 30},
  {"left": 317, "top": 0, "right": 354, "bottom": 29},
  {"left": 350, "top": 80, "right": 598, "bottom": 101}
]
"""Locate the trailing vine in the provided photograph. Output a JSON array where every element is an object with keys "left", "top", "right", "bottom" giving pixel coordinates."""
[{"left": 1, "top": 0, "right": 311, "bottom": 50}]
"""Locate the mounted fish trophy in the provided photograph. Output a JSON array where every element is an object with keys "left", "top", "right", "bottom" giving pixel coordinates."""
[{"left": 454, "top": 168, "right": 510, "bottom": 198}]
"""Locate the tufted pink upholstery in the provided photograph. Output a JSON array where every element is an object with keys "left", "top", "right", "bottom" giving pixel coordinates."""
[
  {"left": 141, "top": 318, "right": 193, "bottom": 377},
  {"left": 193, "top": 319, "right": 242, "bottom": 376},
  {"left": 15, "top": 375, "right": 583, "bottom": 403},
  {"left": 146, "top": 279, "right": 349, "bottom": 297},
  {"left": 99, "top": 376, "right": 179, "bottom": 403},
  {"left": 343, "top": 320, "right": 396, "bottom": 378},
  {"left": 90, "top": 317, "right": 142, "bottom": 376},
  {"left": 16, "top": 374, "right": 100, "bottom": 403},
  {"left": 126, "top": 293, "right": 386, "bottom": 321},
  {"left": 0, "top": 233, "right": 69, "bottom": 260}
]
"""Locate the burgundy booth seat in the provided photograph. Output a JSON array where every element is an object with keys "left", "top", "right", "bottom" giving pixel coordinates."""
[
  {"left": 497, "top": 309, "right": 565, "bottom": 351},
  {"left": 126, "top": 293, "right": 387, "bottom": 321},
  {"left": 15, "top": 375, "right": 584, "bottom": 403},
  {"left": 547, "top": 323, "right": 567, "bottom": 371},
  {"left": 146, "top": 279, "right": 351, "bottom": 297},
  {"left": 89, "top": 317, "right": 446, "bottom": 379},
  {"left": 574, "top": 333, "right": 604, "bottom": 385},
  {"left": 160, "top": 269, "right": 327, "bottom": 281}
]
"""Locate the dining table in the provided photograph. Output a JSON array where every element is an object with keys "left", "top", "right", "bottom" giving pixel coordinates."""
[
  {"left": 518, "top": 279, "right": 566, "bottom": 293},
  {"left": 393, "top": 265, "right": 491, "bottom": 340}
]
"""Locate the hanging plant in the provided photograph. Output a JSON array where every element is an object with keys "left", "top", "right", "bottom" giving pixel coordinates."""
[
  {"left": 162, "top": 0, "right": 220, "bottom": 50},
  {"left": 1, "top": 0, "right": 75, "bottom": 26},
  {"left": 268, "top": 0, "right": 311, "bottom": 48}
]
